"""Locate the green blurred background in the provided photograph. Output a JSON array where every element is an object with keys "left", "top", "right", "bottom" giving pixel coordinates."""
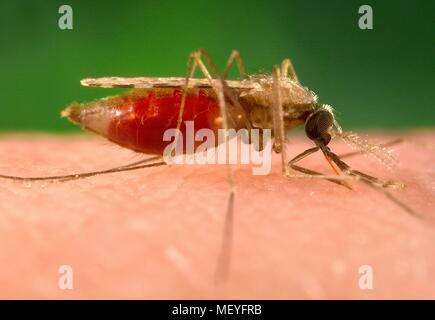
[{"left": 0, "top": 0, "right": 433, "bottom": 132}]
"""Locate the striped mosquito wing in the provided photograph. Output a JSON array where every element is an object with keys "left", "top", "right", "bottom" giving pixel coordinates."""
[{"left": 81, "top": 77, "right": 258, "bottom": 89}]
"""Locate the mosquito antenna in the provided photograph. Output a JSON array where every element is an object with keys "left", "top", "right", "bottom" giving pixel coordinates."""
[
  {"left": 215, "top": 191, "right": 235, "bottom": 284},
  {"left": 339, "top": 138, "right": 404, "bottom": 159},
  {"left": 338, "top": 131, "right": 398, "bottom": 169},
  {"left": 0, "top": 157, "right": 165, "bottom": 183}
]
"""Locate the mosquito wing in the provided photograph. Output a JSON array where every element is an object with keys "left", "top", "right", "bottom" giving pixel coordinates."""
[{"left": 81, "top": 77, "right": 258, "bottom": 89}]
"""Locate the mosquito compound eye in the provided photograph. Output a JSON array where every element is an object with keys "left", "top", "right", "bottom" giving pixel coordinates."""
[{"left": 305, "top": 110, "right": 333, "bottom": 145}]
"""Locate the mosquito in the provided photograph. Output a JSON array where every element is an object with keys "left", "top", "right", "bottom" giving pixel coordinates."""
[{"left": 0, "top": 48, "right": 418, "bottom": 281}]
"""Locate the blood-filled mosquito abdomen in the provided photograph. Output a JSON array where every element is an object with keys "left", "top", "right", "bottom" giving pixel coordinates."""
[{"left": 62, "top": 88, "right": 222, "bottom": 155}]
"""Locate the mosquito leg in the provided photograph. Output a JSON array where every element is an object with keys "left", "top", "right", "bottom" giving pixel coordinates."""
[
  {"left": 222, "top": 50, "right": 248, "bottom": 80},
  {"left": 186, "top": 50, "right": 237, "bottom": 191},
  {"left": 286, "top": 144, "right": 418, "bottom": 217},
  {"left": 322, "top": 147, "right": 420, "bottom": 218},
  {"left": 324, "top": 147, "right": 403, "bottom": 189},
  {"left": 0, "top": 158, "right": 166, "bottom": 182},
  {"left": 281, "top": 58, "right": 299, "bottom": 83},
  {"left": 339, "top": 138, "right": 404, "bottom": 159},
  {"left": 272, "top": 64, "right": 288, "bottom": 175},
  {"left": 116, "top": 156, "right": 161, "bottom": 168},
  {"left": 283, "top": 144, "right": 359, "bottom": 185},
  {"left": 209, "top": 80, "right": 236, "bottom": 284},
  {"left": 198, "top": 48, "right": 252, "bottom": 131},
  {"left": 286, "top": 146, "right": 352, "bottom": 188},
  {"left": 185, "top": 50, "right": 236, "bottom": 282},
  {"left": 173, "top": 51, "right": 200, "bottom": 151}
]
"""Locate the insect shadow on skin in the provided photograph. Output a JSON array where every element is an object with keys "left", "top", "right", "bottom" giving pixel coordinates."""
[{"left": 0, "top": 48, "right": 422, "bottom": 283}]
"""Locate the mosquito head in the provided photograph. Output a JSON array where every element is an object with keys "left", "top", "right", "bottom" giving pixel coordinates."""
[{"left": 304, "top": 104, "right": 336, "bottom": 146}]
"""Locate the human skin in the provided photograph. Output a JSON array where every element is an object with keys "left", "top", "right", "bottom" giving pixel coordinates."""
[{"left": 0, "top": 131, "right": 433, "bottom": 299}]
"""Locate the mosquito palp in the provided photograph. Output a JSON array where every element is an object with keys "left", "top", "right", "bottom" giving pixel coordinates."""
[{"left": 339, "top": 138, "right": 404, "bottom": 159}]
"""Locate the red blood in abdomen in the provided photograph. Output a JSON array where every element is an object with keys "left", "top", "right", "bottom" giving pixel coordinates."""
[{"left": 106, "top": 88, "right": 221, "bottom": 155}]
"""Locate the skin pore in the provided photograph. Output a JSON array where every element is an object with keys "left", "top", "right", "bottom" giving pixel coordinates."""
[{"left": 0, "top": 131, "right": 433, "bottom": 299}]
